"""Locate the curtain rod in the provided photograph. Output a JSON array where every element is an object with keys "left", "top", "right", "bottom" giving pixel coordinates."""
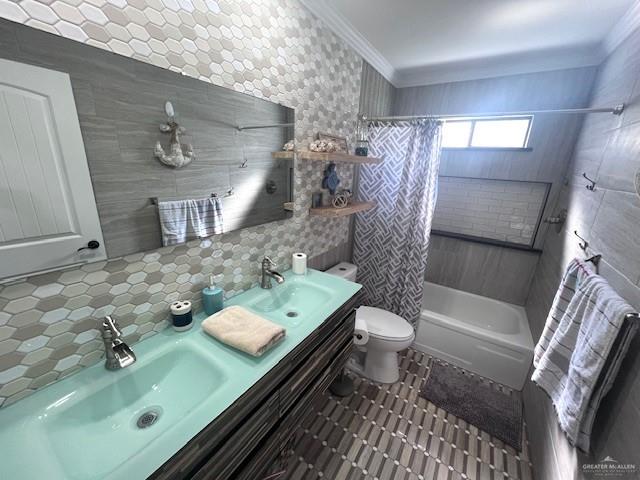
[{"left": 360, "top": 104, "right": 625, "bottom": 122}]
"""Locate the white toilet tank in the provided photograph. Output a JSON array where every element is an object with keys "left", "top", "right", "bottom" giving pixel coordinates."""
[{"left": 325, "top": 262, "right": 357, "bottom": 282}]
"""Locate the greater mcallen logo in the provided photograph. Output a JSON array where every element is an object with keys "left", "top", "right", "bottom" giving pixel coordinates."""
[{"left": 582, "top": 456, "right": 638, "bottom": 477}]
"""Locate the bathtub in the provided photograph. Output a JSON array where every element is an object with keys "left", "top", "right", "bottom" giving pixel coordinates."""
[{"left": 414, "top": 282, "right": 534, "bottom": 390}]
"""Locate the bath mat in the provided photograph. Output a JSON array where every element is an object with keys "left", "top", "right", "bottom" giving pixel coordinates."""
[{"left": 419, "top": 361, "right": 523, "bottom": 450}]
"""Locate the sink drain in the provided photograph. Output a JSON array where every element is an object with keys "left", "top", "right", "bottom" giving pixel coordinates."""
[
  {"left": 286, "top": 311, "right": 299, "bottom": 318},
  {"left": 136, "top": 409, "right": 160, "bottom": 429}
]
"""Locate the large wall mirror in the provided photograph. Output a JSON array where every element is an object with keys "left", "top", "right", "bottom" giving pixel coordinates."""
[{"left": 0, "top": 19, "right": 294, "bottom": 280}]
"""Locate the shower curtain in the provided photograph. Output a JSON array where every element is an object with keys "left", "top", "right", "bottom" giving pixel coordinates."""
[{"left": 353, "top": 120, "right": 442, "bottom": 327}]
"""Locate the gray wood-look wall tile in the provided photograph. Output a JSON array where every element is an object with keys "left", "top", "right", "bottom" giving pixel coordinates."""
[
  {"left": 359, "top": 62, "right": 396, "bottom": 118},
  {"left": 524, "top": 26, "right": 640, "bottom": 480},
  {"left": 596, "top": 121, "right": 640, "bottom": 193},
  {"left": 307, "top": 243, "right": 352, "bottom": 272},
  {"left": 425, "top": 234, "right": 540, "bottom": 305}
]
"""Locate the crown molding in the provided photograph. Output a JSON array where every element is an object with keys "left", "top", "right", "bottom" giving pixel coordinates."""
[
  {"left": 602, "top": 0, "right": 640, "bottom": 56},
  {"left": 393, "top": 45, "right": 605, "bottom": 88},
  {"left": 301, "top": 0, "right": 635, "bottom": 89},
  {"left": 299, "top": 0, "right": 397, "bottom": 85}
]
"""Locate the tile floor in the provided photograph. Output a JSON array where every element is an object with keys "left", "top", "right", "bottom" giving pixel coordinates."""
[{"left": 282, "top": 348, "right": 534, "bottom": 480}]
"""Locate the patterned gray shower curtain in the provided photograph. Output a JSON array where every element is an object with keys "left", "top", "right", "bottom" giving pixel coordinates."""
[{"left": 353, "top": 120, "right": 442, "bottom": 327}]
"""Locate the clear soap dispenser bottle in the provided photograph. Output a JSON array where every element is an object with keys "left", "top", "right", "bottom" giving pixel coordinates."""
[{"left": 202, "top": 275, "right": 224, "bottom": 315}]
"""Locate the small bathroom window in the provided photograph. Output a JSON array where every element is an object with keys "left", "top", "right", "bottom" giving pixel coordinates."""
[{"left": 442, "top": 116, "right": 533, "bottom": 149}]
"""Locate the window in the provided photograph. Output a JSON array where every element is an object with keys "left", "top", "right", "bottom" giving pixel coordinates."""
[{"left": 441, "top": 116, "right": 532, "bottom": 149}]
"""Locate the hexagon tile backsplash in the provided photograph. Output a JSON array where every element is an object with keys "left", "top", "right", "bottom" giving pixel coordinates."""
[{"left": 0, "top": 0, "right": 363, "bottom": 407}]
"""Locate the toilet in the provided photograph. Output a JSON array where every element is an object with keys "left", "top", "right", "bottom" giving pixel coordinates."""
[{"left": 325, "top": 262, "right": 415, "bottom": 384}]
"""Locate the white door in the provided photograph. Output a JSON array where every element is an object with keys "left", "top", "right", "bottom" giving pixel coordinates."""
[{"left": 0, "top": 58, "right": 106, "bottom": 280}]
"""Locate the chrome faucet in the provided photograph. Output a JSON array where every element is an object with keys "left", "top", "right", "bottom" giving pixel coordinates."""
[
  {"left": 261, "top": 256, "right": 285, "bottom": 289},
  {"left": 101, "top": 316, "right": 136, "bottom": 370}
]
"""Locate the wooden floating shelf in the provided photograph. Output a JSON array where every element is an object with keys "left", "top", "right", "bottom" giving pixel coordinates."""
[
  {"left": 309, "top": 201, "right": 376, "bottom": 218},
  {"left": 272, "top": 151, "right": 295, "bottom": 159},
  {"left": 299, "top": 151, "right": 382, "bottom": 164},
  {"left": 283, "top": 202, "right": 294, "bottom": 211},
  {"left": 272, "top": 150, "right": 382, "bottom": 164}
]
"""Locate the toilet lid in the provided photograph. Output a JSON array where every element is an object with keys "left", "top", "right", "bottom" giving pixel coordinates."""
[{"left": 356, "top": 306, "right": 414, "bottom": 341}]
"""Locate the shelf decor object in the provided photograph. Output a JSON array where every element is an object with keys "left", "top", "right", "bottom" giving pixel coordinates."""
[
  {"left": 331, "top": 189, "right": 352, "bottom": 209},
  {"left": 317, "top": 132, "right": 348, "bottom": 153},
  {"left": 154, "top": 101, "right": 194, "bottom": 168},
  {"left": 309, "top": 201, "right": 376, "bottom": 218}
]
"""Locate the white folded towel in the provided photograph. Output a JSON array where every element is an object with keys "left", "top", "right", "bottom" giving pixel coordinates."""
[{"left": 202, "top": 306, "right": 286, "bottom": 357}]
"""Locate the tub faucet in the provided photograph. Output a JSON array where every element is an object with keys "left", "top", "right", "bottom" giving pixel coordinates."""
[
  {"left": 101, "top": 316, "right": 136, "bottom": 370},
  {"left": 261, "top": 256, "right": 285, "bottom": 289}
]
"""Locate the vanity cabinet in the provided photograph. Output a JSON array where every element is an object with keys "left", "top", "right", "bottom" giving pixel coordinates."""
[{"left": 149, "top": 293, "right": 358, "bottom": 480}]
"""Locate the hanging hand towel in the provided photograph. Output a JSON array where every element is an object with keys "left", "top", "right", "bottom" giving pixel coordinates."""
[
  {"left": 158, "top": 196, "right": 224, "bottom": 246},
  {"left": 532, "top": 258, "right": 638, "bottom": 452}
]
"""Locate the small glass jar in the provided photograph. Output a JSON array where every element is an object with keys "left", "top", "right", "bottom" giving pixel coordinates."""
[{"left": 355, "top": 139, "right": 369, "bottom": 156}]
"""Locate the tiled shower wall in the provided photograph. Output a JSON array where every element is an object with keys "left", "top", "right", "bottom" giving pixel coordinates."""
[
  {"left": 523, "top": 25, "right": 640, "bottom": 480},
  {"left": 432, "top": 177, "right": 548, "bottom": 246},
  {"left": 394, "top": 68, "right": 595, "bottom": 303},
  {"left": 0, "top": 0, "right": 362, "bottom": 407}
]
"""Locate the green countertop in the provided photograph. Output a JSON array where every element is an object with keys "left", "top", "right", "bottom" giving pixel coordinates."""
[{"left": 0, "top": 269, "right": 361, "bottom": 479}]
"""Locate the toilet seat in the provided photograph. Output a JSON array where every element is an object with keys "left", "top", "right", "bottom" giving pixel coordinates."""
[{"left": 356, "top": 306, "right": 414, "bottom": 342}]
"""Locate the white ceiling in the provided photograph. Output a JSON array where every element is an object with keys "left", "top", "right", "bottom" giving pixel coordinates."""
[{"left": 302, "top": 0, "right": 638, "bottom": 87}]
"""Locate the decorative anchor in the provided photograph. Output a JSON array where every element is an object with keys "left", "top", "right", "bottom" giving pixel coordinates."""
[{"left": 154, "top": 101, "right": 194, "bottom": 168}]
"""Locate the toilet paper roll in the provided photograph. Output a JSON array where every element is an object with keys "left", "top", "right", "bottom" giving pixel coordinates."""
[
  {"left": 292, "top": 252, "right": 307, "bottom": 275},
  {"left": 353, "top": 315, "right": 369, "bottom": 346}
]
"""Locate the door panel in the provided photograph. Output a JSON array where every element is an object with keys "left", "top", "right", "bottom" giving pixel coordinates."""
[{"left": 0, "top": 58, "right": 105, "bottom": 280}]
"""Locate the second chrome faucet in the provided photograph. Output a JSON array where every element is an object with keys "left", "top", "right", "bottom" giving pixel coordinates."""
[{"left": 261, "top": 256, "right": 285, "bottom": 289}]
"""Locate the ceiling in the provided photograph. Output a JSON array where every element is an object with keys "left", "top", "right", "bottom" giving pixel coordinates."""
[{"left": 301, "top": 0, "right": 637, "bottom": 87}]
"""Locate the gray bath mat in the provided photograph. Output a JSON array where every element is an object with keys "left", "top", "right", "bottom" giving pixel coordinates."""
[{"left": 419, "top": 361, "right": 523, "bottom": 451}]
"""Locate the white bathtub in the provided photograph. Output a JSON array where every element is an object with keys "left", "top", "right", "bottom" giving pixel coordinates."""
[{"left": 414, "top": 282, "right": 534, "bottom": 390}]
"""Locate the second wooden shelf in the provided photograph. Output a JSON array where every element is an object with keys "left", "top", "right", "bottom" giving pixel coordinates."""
[
  {"left": 272, "top": 150, "right": 382, "bottom": 164},
  {"left": 309, "top": 201, "right": 376, "bottom": 218}
]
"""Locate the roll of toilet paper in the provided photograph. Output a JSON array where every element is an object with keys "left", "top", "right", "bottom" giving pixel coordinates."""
[
  {"left": 353, "top": 316, "right": 369, "bottom": 346},
  {"left": 292, "top": 252, "right": 307, "bottom": 275}
]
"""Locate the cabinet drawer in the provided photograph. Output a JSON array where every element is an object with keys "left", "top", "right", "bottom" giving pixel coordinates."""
[
  {"left": 191, "top": 393, "right": 279, "bottom": 480},
  {"left": 279, "top": 310, "right": 355, "bottom": 415},
  {"left": 235, "top": 338, "right": 353, "bottom": 480},
  {"left": 279, "top": 337, "right": 353, "bottom": 442},
  {"left": 282, "top": 296, "right": 357, "bottom": 372}
]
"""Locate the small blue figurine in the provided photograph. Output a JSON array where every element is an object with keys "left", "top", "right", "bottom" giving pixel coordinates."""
[{"left": 322, "top": 162, "right": 340, "bottom": 194}]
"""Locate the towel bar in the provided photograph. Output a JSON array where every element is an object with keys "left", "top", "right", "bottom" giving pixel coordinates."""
[{"left": 150, "top": 189, "right": 234, "bottom": 205}]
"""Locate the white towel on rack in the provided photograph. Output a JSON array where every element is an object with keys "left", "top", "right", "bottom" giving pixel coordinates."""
[
  {"left": 158, "top": 196, "right": 224, "bottom": 246},
  {"left": 532, "top": 258, "right": 637, "bottom": 452}
]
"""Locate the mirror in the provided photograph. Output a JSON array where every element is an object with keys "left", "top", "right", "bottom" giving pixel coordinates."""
[{"left": 0, "top": 19, "right": 294, "bottom": 266}]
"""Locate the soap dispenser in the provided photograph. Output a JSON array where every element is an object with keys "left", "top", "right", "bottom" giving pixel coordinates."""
[{"left": 202, "top": 275, "right": 224, "bottom": 315}]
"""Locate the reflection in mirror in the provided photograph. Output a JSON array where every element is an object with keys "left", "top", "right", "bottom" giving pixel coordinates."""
[{"left": 0, "top": 18, "right": 294, "bottom": 279}]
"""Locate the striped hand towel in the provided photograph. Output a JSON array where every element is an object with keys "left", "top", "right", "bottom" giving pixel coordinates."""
[
  {"left": 158, "top": 196, "right": 224, "bottom": 246},
  {"left": 532, "top": 258, "right": 637, "bottom": 452}
]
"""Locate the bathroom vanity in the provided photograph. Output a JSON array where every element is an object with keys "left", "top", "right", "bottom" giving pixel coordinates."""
[
  {"left": 0, "top": 270, "right": 360, "bottom": 480},
  {"left": 152, "top": 288, "right": 358, "bottom": 480}
]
